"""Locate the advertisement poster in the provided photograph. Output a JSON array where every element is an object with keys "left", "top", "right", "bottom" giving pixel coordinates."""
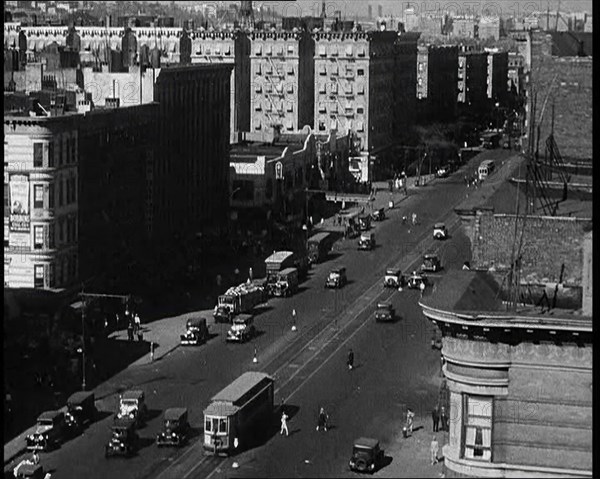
[{"left": 9, "top": 174, "right": 30, "bottom": 232}]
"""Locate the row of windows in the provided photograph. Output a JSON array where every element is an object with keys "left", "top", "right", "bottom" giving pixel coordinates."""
[
  {"left": 317, "top": 118, "right": 365, "bottom": 132},
  {"left": 254, "top": 63, "right": 295, "bottom": 76},
  {"left": 32, "top": 217, "right": 77, "bottom": 250},
  {"left": 316, "top": 45, "right": 367, "bottom": 57},
  {"left": 31, "top": 177, "right": 76, "bottom": 210},
  {"left": 317, "top": 103, "right": 365, "bottom": 115},
  {"left": 254, "top": 44, "right": 296, "bottom": 56},
  {"left": 317, "top": 82, "right": 366, "bottom": 95},
  {"left": 317, "top": 65, "right": 366, "bottom": 76},
  {"left": 33, "top": 138, "right": 76, "bottom": 168}
]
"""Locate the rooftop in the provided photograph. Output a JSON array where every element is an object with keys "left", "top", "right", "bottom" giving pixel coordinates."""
[{"left": 230, "top": 141, "right": 304, "bottom": 163}]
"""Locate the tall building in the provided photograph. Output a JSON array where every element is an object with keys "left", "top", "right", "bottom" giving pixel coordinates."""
[
  {"left": 457, "top": 50, "right": 488, "bottom": 118},
  {"left": 190, "top": 29, "right": 250, "bottom": 143},
  {"left": 486, "top": 50, "right": 509, "bottom": 107},
  {"left": 394, "top": 32, "right": 420, "bottom": 142},
  {"left": 452, "top": 15, "right": 477, "bottom": 38},
  {"left": 249, "top": 29, "right": 315, "bottom": 133},
  {"left": 313, "top": 30, "right": 398, "bottom": 163},
  {"left": 416, "top": 44, "right": 458, "bottom": 123},
  {"left": 478, "top": 16, "right": 500, "bottom": 40}
]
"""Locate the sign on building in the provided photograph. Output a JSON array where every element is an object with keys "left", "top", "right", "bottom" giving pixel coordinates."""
[
  {"left": 9, "top": 174, "right": 30, "bottom": 233},
  {"left": 275, "top": 161, "right": 283, "bottom": 180}
]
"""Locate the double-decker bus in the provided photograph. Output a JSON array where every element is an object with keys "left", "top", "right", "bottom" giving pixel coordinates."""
[
  {"left": 203, "top": 372, "right": 274, "bottom": 455},
  {"left": 477, "top": 160, "right": 496, "bottom": 181}
]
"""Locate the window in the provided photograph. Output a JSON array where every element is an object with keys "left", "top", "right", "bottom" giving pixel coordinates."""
[
  {"left": 34, "top": 225, "right": 44, "bottom": 249},
  {"left": 418, "top": 62, "right": 423, "bottom": 72},
  {"left": 205, "top": 417, "right": 212, "bottom": 432},
  {"left": 66, "top": 138, "right": 70, "bottom": 164},
  {"left": 464, "top": 395, "right": 492, "bottom": 461},
  {"left": 418, "top": 92, "right": 422, "bottom": 99},
  {"left": 34, "top": 185, "right": 44, "bottom": 209},
  {"left": 256, "top": 64, "right": 262, "bottom": 75},
  {"left": 48, "top": 141, "right": 54, "bottom": 167},
  {"left": 33, "top": 142, "right": 44, "bottom": 167},
  {"left": 59, "top": 219, "right": 64, "bottom": 242},
  {"left": 48, "top": 263, "right": 55, "bottom": 287},
  {"left": 357, "top": 69, "right": 365, "bottom": 76},
  {"left": 357, "top": 84, "right": 365, "bottom": 94},
  {"left": 70, "top": 138, "right": 76, "bottom": 164},
  {"left": 418, "top": 78, "right": 423, "bottom": 86},
  {"left": 218, "top": 419, "right": 227, "bottom": 433},
  {"left": 48, "top": 223, "right": 55, "bottom": 249},
  {"left": 34, "top": 265, "right": 44, "bottom": 288},
  {"left": 318, "top": 45, "right": 326, "bottom": 56},
  {"left": 319, "top": 83, "right": 326, "bottom": 93},
  {"left": 345, "top": 45, "right": 353, "bottom": 56},
  {"left": 357, "top": 107, "right": 364, "bottom": 114},
  {"left": 319, "top": 65, "right": 327, "bottom": 76},
  {"left": 5, "top": 183, "right": 10, "bottom": 215}
]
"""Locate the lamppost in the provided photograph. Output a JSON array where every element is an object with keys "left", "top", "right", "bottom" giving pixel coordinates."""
[{"left": 78, "top": 289, "right": 87, "bottom": 391}]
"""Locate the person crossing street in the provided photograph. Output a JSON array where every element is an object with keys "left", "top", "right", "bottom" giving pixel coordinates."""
[
  {"left": 280, "top": 411, "right": 289, "bottom": 436},
  {"left": 316, "top": 407, "right": 329, "bottom": 432},
  {"left": 347, "top": 348, "right": 354, "bottom": 371}
]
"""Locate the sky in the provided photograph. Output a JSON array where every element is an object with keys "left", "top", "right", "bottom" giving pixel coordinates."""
[{"left": 176, "top": 1, "right": 593, "bottom": 18}]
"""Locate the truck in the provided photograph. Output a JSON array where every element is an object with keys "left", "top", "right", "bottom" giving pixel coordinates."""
[
  {"left": 272, "top": 267, "right": 299, "bottom": 297},
  {"left": 213, "top": 283, "right": 265, "bottom": 323},
  {"left": 265, "top": 251, "right": 297, "bottom": 294},
  {"left": 307, "top": 232, "right": 334, "bottom": 265}
]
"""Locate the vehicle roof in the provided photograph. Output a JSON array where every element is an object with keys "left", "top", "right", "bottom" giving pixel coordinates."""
[
  {"left": 434, "top": 223, "right": 446, "bottom": 228},
  {"left": 121, "top": 390, "right": 144, "bottom": 400},
  {"left": 385, "top": 268, "right": 400, "bottom": 274},
  {"left": 164, "top": 408, "right": 188, "bottom": 420},
  {"left": 308, "top": 232, "right": 330, "bottom": 242},
  {"left": 187, "top": 317, "right": 207, "bottom": 327},
  {"left": 331, "top": 266, "right": 346, "bottom": 272},
  {"left": 67, "top": 391, "right": 94, "bottom": 404},
  {"left": 233, "top": 315, "right": 253, "bottom": 324},
  {"left": 16, "top": 463, "right": 43, "bottom": 475},
  {"left": 358, "top": 214, "right": 370, "bottom": 219},
  {"left": 423, "top": 253, "right": 439, "bottom": 259},
  {"left": 377, "top": 302, "right": 392, "bottom": 308},
  {"left": 37, "top": 410, "right": 62, "bottom": 421},
  {"left": 265, "top": 251, "right": 294, "bottom": 262},
  {"left": 210, "top": 371, "right": 273, "bottom": 404},
  {"left": 354, "top": 437, "right": 380, "bottom": 448},
  {"left": 360, "top": 232, "right": 373, "bottom": 238},
  {"left": 112, "top": 417, "right": 136, "bottom": 429},
  {"left": 279, "top": 267, "right": 297, "bottom": 275},
  {"left": 204, "top": 401, "right": 240, "bottom": 417}
]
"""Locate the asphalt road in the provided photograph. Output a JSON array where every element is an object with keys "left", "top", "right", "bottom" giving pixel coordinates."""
[{"left": 11, "top": 153, "right": 491, "bottom": 479}]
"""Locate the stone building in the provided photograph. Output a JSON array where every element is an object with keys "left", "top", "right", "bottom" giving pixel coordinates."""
[{"left": 457, "top": 50, "right": 488, "bottom": 119}]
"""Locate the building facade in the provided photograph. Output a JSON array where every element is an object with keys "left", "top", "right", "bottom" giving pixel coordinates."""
[
  {"left": 458, "top": 51, "right": 488, "bottom": 118},
  {"left": 249, "top": 30, "right": 315, "bottom": 134},
  {"left": 486, "top": 50, "right": 509, "bottom": 107},
  {"left": 478, "top": 16, "right": 500, "bottom": 40},
  {"left": 416, "top": 44, "right": 458, "bottom": 123},
  {"left": 4, "top": 113, "right": 79, "bottom": 289},
  {"left": 451, "top": 16, "right": 477, "bottom": 38}
]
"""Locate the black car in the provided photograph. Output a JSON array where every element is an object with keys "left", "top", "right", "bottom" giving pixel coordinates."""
[
  {"left": 65, "top": 391, "right": 97, "bottom": 436},
  {"left": 105, "top": 417, "right": 139, "bottom": 458},
  {"left": 156, "top": 408, "right": 190, "bottom": 447},
  {"left": 349, "top": 437, "right": 384, "bottom": 473}
]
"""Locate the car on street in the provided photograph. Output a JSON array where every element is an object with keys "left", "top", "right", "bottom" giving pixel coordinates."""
[
  {"left": 180, "top": 317, "right": 209, "bottom": 345},
  {"left": 105, "top": 417, "right": 139, "bottom": 458},
  {"left": 64, "top": 391, "right": 97, "bottom": 437},
  {"left": 374, "top": 302, "right": 395, "bottom": 322},
  {"left": 26, "top": 410, "right": 65, "bottom": 451},
  {"left": 370, "top": 207, "right": 385, "bottom": 222},
  {"left": 12, "top": 462, "right": 45, "bottom": 479},
  {"left": 358, "top": 232, "right": 376, "bottom": 251},
  {"left": 156, "top": 408, "right": 190, "bottom": 447},
  {"left": 226, "top": 314, "right": 256, "bottom": 342},
  {"left": 116, "top": 390, "right": 147, "bottom": 427},
  {"left": 421, "top": 253, "right": 442, "bottom": 272},
  {"left": 325, "top": 266, "right": 347, "bottom": 288},
  {"left": 383, "top": 268, "right": 403, "bottom": 288},
  {"left": 436, "top": 166, "right": 449, "bottom": 178},
  {"left": 357, "top": 214, "right": 371, "bottom": 231},
  {"left": 407, "top": 271, "right": 429, "bottom": 290},
  {"left": 433, "top": 223, "right": 448, "bottom": 240},
  {"left": 349, "top": 437, "right": 384, "bottom": 473}
]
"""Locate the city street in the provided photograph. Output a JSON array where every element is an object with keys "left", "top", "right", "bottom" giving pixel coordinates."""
[{"left": 5, "top": 153, "right": 494, "bottom": 479}]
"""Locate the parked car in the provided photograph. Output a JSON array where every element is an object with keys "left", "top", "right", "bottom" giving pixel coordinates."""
[
  {"left": 64, "top": 391, "right": 97, "bottom": 436},
  {"left": 407, "top": 271, "right": 428, "bottom": 290},
  {"left": 156, "top": 408, "right": 190, "bottom": 447},
  {"left": 421, "top": 253, "right": 442, "bottom": 272},
  {"left": 383, "top": 268, "right": 403, "bottom": 288},
  {"left": 116, "top": 390, "right": 147, "bottom": 428},
  {"left": 433, "top": 223, "right": 448, "bottom": 240},
  {"left": 105, "top": 417, "right": 139, "bottom": 458},
  {"left": 370, "top": 208, "right": 385, "bottom": 222},
  {"left": 374, "top": 303, "right": 395, "bottom": 322},
  {"left": 358, "top": 232, "right": 376, "bottom": 251},
  {"left": 180, "top": 317, "right": 209, "bottom": 345},
  {"left": 226, "top": 314, "right": 256, "bottom": 343},
  {"left": 349, "top": 437, "right": 384, "bottom": 473},
  {"left": 436, "top": 166, "right": 449, "bottom": 178},
  {"left": 12, "top": 463, "right": 45, "bottom": 479},
  {"left": 326, "top": 267, "right": 347, "bottom": 288},
  {"left": 26, "top": 411, "right": 65, "bottom": 451},
  {"left": 357, "top": 214, "right": 371, "bottom": 231}
]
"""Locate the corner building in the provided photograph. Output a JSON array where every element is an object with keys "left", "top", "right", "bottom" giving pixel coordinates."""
[{"left": 249, "top": 30, "right": 315, "bottom": 133}]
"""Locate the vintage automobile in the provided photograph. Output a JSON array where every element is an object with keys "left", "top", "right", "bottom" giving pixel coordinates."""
[
  {"left": 370, "top": 207, "right": 385, "bottom": 222},
  {"left": 433, "top": 223, "right": 448, "bottom": 240},
  {"left": 64, "top": 391, "right": 97, "bottom": 436},
  {"left": 374, "top": 302, "right": 395, "bottom": 322},
  {"left": 325, "top": 267, "right": 347, "bottom": 288},
  {"left": 357, "top": 214, "right": 371, "bottom": 231},
  {"left": 226, "top": 314, "right": 256, "bottom": 343},
  {"left": 436, "top": 166, "right": 449, "bottom": 178},
  {"left": 26, "top": 410, "right": 65, "bottom": 451},
  {"left": 383, "top": 268, "right": 403, "bottom": 288},
  {"left": 421, "top": 253, "right": 442, "bottom": 272},
  {"left": 348, "top": 437, "right": 385, "bottom": 473},
  {"left": 12, "top": 462, "right": 45, "bottom": 479},
  {"left": 407, "top": 271, "right": 429, "bottom": 290},
  {"left": 180, "top": 317, "right": 209, "bottom": 346},
  {"left": 272, "top": 267, "right": 299, "bottom": 297},
  {"left": 358, "top": 232, "right": 376, "bottom": 251},
  {"left": 116, "top": 390, "right": 147, "bottom": 427},
  {"left": 105, "top": 417, "right": 139, "bottom": 458},
  {"left": 156, "top": 408, "right": 190, "bottom": 447}
]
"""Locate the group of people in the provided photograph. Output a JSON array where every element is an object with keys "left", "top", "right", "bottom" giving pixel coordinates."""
[
  {"left": 431, "top": 404, "right": 448, "bottom": 432},
  {"left": 464, "top": 173, "right": 479, "bottom": 188},
  {"left": 125, "top": 311, "right": 143, "bottom": 342}
]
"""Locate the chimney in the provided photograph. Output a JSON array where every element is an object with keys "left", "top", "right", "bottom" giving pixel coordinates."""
[{"left": 105, "top": 97, "right": 120, "bottom": 108}]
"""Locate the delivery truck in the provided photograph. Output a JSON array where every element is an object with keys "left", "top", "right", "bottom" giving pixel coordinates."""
[{"left": 213, "top": 283, "right": 265, "bottom": 323}]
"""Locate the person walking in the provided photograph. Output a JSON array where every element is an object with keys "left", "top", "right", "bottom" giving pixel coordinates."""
[
  {"left": 134, "top": 314, "right": 143, "bottom": 341},
  {"left": 412, "top": 212, "right": 417, "bottom": 225},
  {"left": 430, "top": 436, "right": 439, "bottom": 465},
  {"left": 432, "top": 405, "right": 440, "bottom": 432},
  {"left": 316, "top": 407, "right": 329, "bottom": 432},
  {"left": 248, "top": 267, "right": 253, "bottom": 281},
  {"left": 347, "top": 348, "right": 354, "bottom": 371},
  {"left": 406, "top": 408, "right": 415, "bottom": 435},
  {"left": 420, "top": 280, "right": 426, "bottom": 298},
  {"left": 280, "top": 411, "right": 289, "bottom": 436},
  {"left": 127, "top": 320, "right": 134, "bottom": 342},
  {"left": 440, "top": 406, "right": 448, "bottom": 432}
]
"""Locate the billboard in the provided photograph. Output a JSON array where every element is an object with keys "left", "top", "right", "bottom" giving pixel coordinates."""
[{"left": 9, "top": 174, "right": 30, "bottom": 233}]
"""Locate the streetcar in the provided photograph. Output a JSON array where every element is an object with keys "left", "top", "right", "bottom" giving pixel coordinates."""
[
  {"left": 477, "top": 160, "right": 495, "bottom": 181},
  {"left": 203, "top": 371, "right": 274, "bottom": 455}
]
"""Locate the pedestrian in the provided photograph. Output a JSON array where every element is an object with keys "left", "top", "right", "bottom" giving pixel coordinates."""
[
  {"left": 234, "top": 267, "right": 240, "bottom": 283},
  {"left": 440, "top": 406, "right": 448, "bottom": 432},
  {"left": 430, "top": 436, "right": 439, "bottom": 465},
  {"left": 248, "top": 267, "right": 253, "bottom": 281},
  {"left": 402, "top": 215, "right": 407, "bottom": 224},
  {"left": 412, "top": 212, "right": 417, "bottom": 225},
  {"left": 31, "top": 451, "right": 40, "bottom": 465},
  {"left": 216, "top": 274, "right": 222, "bottom": 287},
  {"left": 280, "top": 411, "right": 289, "bottom": 436},
  {"left": 347, "top": 348, "right": 355, "bottom": 370},
  {"left": 432, "top": 405, "right": 440, "bottom": 432},
  {"left": 127, "top": 321, "right": 134, "bottom": 342},
  {"left": 134, "top": 314, "right": 141, "bottom": 333},
  {"left": 316, "top": 407, "right": 328, "bottom": 432},
  {"left": 406, "top": 408, "right": 415, "bottom": 435},
  {"left": 420, "top": 280, "right": 426, "bottom": 298}
]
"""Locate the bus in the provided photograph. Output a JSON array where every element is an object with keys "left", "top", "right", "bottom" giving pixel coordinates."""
[
  {"left": 203, "top": 372, "right": 274, "bottom": 455},
  {"left": 477, "top": 160, "right": 495, "bottom": 181},
  {"left": 306, "top": 232, "right": 334, "bottom": 265}
]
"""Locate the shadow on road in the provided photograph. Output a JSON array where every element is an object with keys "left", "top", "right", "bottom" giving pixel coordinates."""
[{"left": 379, "top": 455, "right": 394, "bottom": 471}]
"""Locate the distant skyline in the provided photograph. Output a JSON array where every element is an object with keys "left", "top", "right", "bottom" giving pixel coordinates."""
[{"left": 174, "top": 1, "right": 593, "bottom": 18}]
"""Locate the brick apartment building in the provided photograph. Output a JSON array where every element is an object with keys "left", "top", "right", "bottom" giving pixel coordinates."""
[
  {"left": 486, "top": 50, "right": 509, "bottom": 107},
  {"left": 248, "top": 29, "right": 315, "bottom": 134},
  {"left": 416, "top": 44, "right": 458, "bottom": 123},
  {"left": 457, "top": 50, "right": 488, "bottom": 119}
]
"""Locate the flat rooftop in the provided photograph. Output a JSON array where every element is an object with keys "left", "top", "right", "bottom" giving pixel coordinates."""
[{"left": 230, "top": 142, "right": 304, "bottom": 163}]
